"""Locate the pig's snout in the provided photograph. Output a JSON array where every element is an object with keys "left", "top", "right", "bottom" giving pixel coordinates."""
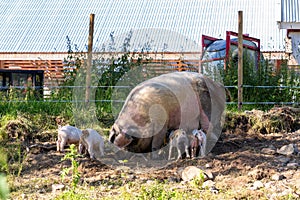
[
  {"left": 109, "top": 125, "right": 134, "bottom": 148},
  {"left": 112, "top": 133, "right": 133, "bottom": 148}
]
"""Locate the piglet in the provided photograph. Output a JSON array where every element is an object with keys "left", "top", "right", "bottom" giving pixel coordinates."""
[
  {"left": 168, "top": 129, "right": 190, "bottom": 160},
  {"left": 79, "top": 129, "right": 105, "bottom": 160},
  {"left": 57, "top": 125, "right": 82, "bottom": 152},
  {"left": 190, "top": 129, "right": 207, "bottom": 158}
]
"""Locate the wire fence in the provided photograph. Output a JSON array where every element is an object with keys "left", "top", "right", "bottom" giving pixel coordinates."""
[{"left": 0, "top": 85, "right": 299, "bottom": 106}]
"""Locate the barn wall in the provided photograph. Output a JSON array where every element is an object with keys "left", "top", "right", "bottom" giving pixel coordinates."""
[
  {"left": 0, "top": 51, "right": 297, "bottom": 88},
  {"left": 0, "top": 52, "right": 201, "bottom": 87}
]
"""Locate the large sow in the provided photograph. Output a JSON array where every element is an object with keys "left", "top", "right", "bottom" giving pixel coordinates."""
[{"left": 109, "top": 72, "right": 225, "bottom": 158}]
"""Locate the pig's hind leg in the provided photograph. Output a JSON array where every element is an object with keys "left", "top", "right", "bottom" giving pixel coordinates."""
[{"left": 185, "top": 142, "right": 190, "bottom": 159}]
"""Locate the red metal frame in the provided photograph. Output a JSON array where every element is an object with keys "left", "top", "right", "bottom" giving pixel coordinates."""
[
  {"left": 287, "top": 29, "right": 300, "bottom": 38},
  {"left": 225, "top": 31, "right": 260, "bottom": 65},
  {"left": 201, "top": 34, "right": 220, "bottom": 52},
  {"left": 201, "top": 31, "right": 261, "bottom": 69}
]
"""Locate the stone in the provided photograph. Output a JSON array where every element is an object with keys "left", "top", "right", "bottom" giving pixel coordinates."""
[
  {"left": 277, "top": 156, "right": 291, "bottom": 164},
  {"left": 277, "top": 144, "right": 298, "bottom": 155},
  {"left": 181, "top": 166, "right": 203, "bottom": 182},
  {"left": 287, "top": 162, "right": 299, "bottom": 168},
  {"left": 202, "top": 180, "right": 215, "bottom": 189},
  {"left": 146, "top": 180, "right": 156, "bottom": 185},
  {"left": 127, "top": 174, "right": 136, "bottom": 180},
  {"left": 52, "top": 184, "right": 65, "bottom": 193},
  {"left": 21, "top": 193, "right": 26, "bottom": 199},
  {"left": 251, "top": 180, "right": 264, "bottom": 190},
  {"left": 271, "top": 173, "right": 285, "bottom": 181},
  {"left": 264, "top": 181, "right": 275, "bottom": 189},
  {"left": 261, "top": 145, "right": 276, "bottom": 155}
]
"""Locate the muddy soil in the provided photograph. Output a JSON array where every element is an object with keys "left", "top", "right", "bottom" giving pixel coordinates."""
[{"left": 6, "top": 107, "right": 300, "bottom": 199}]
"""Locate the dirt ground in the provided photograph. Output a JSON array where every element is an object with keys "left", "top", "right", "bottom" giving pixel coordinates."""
[{"left": 6, "top": 107, "right": 300, "bottom": 199}]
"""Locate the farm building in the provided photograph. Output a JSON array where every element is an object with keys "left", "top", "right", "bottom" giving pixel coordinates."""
[
  {"left": 278, "top": 0, "right": 300, "bottom": 68},
  {"left": 0, "top": 0, "right": 297, "bottom": 89}
]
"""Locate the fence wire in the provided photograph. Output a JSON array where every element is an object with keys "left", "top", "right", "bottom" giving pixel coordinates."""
[{"left": 0, "top": 85, "right": 299, "bottom": 106}]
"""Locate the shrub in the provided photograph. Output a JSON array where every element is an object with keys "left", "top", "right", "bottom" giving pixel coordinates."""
[{"left": 222, "top": 53, "right": 300, "bottom": 110}]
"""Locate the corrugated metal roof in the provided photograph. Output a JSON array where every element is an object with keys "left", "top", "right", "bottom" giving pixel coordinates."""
[
  {"left": 0, "top": 0, "right": 286, "bottom": 52},
  {"left": 279, "top": 0, "right": 300, "bottom": 29},
  {"left": 281, "top": 0, "right": 300, "bottom": 22}
]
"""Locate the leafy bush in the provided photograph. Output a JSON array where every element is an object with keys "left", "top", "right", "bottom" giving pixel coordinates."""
[{"left": 222, "top": 52, "right": 300, "bottom": 110}]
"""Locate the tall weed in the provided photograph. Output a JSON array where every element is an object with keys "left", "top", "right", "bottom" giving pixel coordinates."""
[{"left": 222, "top": 53, "right": 299, "bottom": 110}]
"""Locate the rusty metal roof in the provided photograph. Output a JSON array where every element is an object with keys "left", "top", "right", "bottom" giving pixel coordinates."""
[{"left": 0, "top": 0, "right": 286, "bottom": 52}]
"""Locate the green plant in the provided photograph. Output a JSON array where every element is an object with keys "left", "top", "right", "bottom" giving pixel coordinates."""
[
  {"left": 54, "top": 190, "right": 88, "bottom": 200},
  {"left": 190, "top": 170, "right": 205, "bottom": 189},
  {"left": 93, "top": 32, "right": 157, "bottom": 126},
  {"left": 16, "top": 141, "right": 23, "bottom": 177},
  {"left": 63, "top": 33, "right": 158, "bottom": 127},
  {"left": 0, "top": 149, "right": 7, "bottom": 174},
  {"left": 61, "top": 144, "right": 81, "bottom": 192},
  {"left": 222, "top": 52, "right": 300, "bottom": 110},
  {"left": 137, "top": 181, "right": 177, "bottom": 200},
  {"left": 0, "top": 148, "right": 9, "bottom": 200},
  {"left": 0, "top": 140, "right": 26, "bottom": 177},
  {"left": 0, "top": 174, "right": 9, "bottom": 200},
  {"left": 0, "top": 115, "right": 15, "bottom": 141}
]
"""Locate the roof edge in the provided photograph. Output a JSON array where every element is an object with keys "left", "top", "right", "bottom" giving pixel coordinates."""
[{"left": 278, "top": 22, "right": 300, "bottom": 29}]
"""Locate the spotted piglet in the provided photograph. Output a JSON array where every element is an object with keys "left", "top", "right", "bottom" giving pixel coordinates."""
[
  {"left": 168, "top": 129, "right": 190, "bottom": 160},
  {"left": 190, "top": 129, "right": 207, "bottom": 158}
]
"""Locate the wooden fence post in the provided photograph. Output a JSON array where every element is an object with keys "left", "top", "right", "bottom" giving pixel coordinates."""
[
  {"left": 238, "top": 11, "right": 243, "bottom": 110},
  {"left": 85, "top": 13, "right": 95, "bottom": 105}
]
